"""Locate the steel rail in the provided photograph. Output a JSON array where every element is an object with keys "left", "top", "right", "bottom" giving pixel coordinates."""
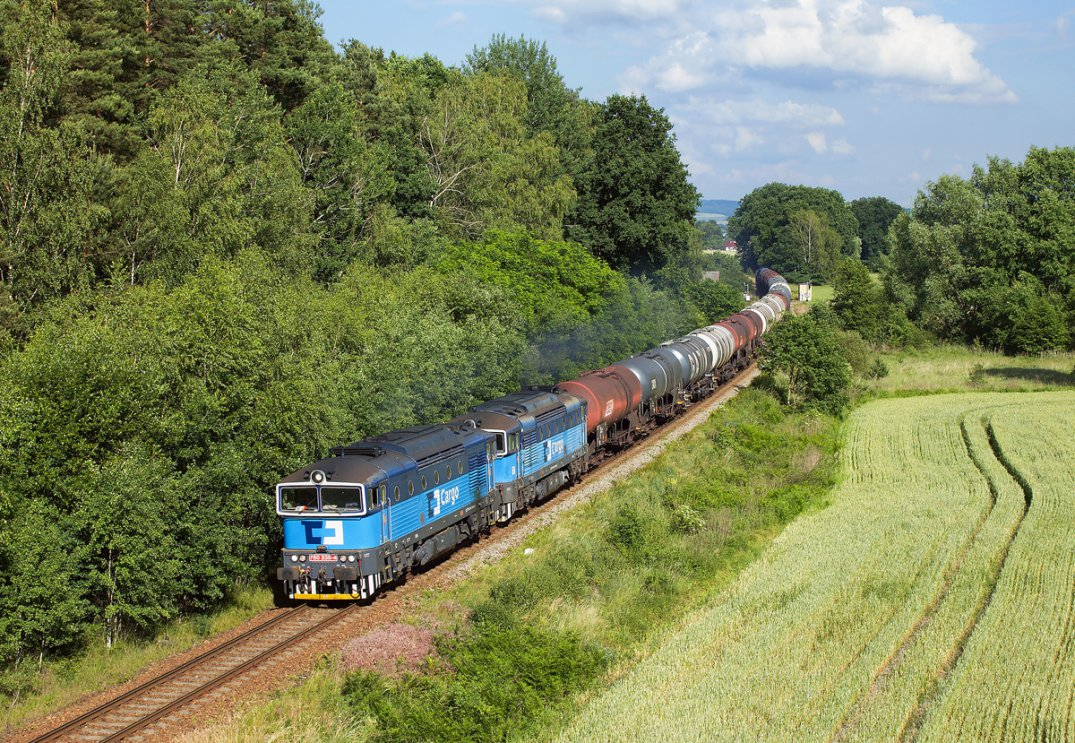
[
  {"left": 27, "top": 605, "right": 338, "bottom": 742},
  {"left": 95, "top": 604, "right": 358, "bottom": 742}
]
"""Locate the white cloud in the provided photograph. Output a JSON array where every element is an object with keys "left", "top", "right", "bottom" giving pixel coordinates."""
[
  {"left": 532, "top": 0, "right": 683, "bottom": 25},
  {"left": 533, "top": 5, "right": 566, "bottom": 23},
  {"left": 735, "top": 126, "right": 764, "bottom": 151},
  {"left": 806, "top": 131, "right": 828, "bottom": 153},
  {"left": 830, "top": 138, "right": 854, "bottom": 155},
  {"left": 622, "top": 0, "right": 1015, "bottom": 103},
  {"left": 677, "top": 97, "right": 845, "bottom": 128},
  {"left": 437, "top": 10, "right": 467, "bottom": 27},
  {"left": 1055, "top": 11, "right": 1074, "bottom": 35},
  {"left": 655, "top": 62, "right": 708, "bottom": 92}
]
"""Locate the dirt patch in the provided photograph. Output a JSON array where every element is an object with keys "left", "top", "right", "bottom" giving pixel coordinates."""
[
  {"left": 341, "top": 623, "right": 440, "bottom": 678},
  {"left": 794, "top": 445, "right": 822, "bottom": 475}
]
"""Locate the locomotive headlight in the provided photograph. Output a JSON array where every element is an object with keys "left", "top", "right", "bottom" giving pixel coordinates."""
[
  {"left": 298, "top": 554, "right": 306, "bottom": 562},
  {"left": 290, "top": 555, "right": 298, "bottom": 563},
  {"left": 347, "top": 555, "right": 356, "bottom": 563},
  {"left": 312, "top": 470, "right": 325, "bottom": 483}
]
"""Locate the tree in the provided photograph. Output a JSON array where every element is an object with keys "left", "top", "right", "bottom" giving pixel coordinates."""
[
  {"left": 683, "top": 280, "right": 743, "bottom": 324},
  {"left": 1004, "top": 277, "right": 1070, "bottom": 354},
  {"left": 419, "top": 72, "right": 574, "bottom": 239},
  {"left": 465, "top": 35, "right": 576, "bottom": 141},
  {"left": 124, "top": 62, "right": 314, "bottom": 283},
  {"left": 760, "top": 310, "right": 852, "bottom": 414},
  {"left": 79, "top": 443, "right": 182, "bottom": 646},
  {"left": 201, "top": 0, "right": 337, "bottom": 112},
  {"left": 284, "top": 82, "right": 395, "bottom": 280},
  {"left": 697, "top": 220, "right": 724, "bottom": 251},
  {"left": 341, "top": 44, "right": 445, "bottom": 221},
  {"left": 831, "top": 257, "right": 883, "bottom": 341},
  {"left": 567, "top": 94, "right": 699, "bottom": 277},
  {"left": 789, "top": 209, "right": 842, "bottom": 281},
  {"left": 885, "top": 148, "right": 1075, "bottom": 352},
  {"left": 850, "top": 196, "right": 904, "bottom": 267},
  {"left": 0, "top": 502, "right": 91, "bottom": 664},
  {"left": 0, "top": 0, "right": 109, "bottom": 324},
  {"left": 729, "top": 183, "right": 859, "bottom": 282}
]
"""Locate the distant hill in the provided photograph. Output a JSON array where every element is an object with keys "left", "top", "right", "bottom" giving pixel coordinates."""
[
  {"left": 697, "top": 199, "right": 739, "bottom": 223},
  {"left": 700, "top": 199, "right": 739, "bottom": 215}
]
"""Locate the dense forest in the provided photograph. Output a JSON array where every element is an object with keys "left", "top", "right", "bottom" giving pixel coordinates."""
[{"left": 0, "top": 0, "right": 744, "bottom": 671}]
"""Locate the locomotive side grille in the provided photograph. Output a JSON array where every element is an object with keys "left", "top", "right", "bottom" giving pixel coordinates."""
[
  {"left": 330, "top": 445, "right": 385, "bottom": 458},
  {"left": 467, "top": 452, "right": 488, "bottom": 495},
  {"left": 533, "top": 408, "right": 565, "bottom": 425}
]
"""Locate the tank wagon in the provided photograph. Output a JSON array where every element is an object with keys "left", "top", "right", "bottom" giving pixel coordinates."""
[{"left": 275, "top": 269, "right": 791, "bottom": 602}]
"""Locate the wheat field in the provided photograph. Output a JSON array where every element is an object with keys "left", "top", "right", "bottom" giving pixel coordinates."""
[{"left": 558, "top": 392, "right": 1075, "bottom": 742}]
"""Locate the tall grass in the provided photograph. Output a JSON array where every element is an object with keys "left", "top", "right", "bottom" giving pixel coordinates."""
[{"left": 865, "top": 345, "right": 1074, "bottom": 397}]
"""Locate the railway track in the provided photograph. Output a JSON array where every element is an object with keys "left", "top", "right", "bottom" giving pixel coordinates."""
[
  {"left": 20, "top": 360, "right": 764, "bottom": 743},
  {"left": 27, "top": 605, "right": 357, "bottom": 742}
]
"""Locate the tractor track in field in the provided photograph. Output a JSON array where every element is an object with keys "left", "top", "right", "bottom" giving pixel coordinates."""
[
  {"left": 897, "top": 415, "right": 1034, "bottom": 742},
  {"left": 829, "top": 407, "right": 1033, "bottom": 743},
  {"left": 11, "top": 363, "right": 761, "bottom": 743}
]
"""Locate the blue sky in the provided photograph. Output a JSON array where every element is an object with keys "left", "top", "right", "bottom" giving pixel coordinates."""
[{"left": 316, "top": 1, "right": 1075, "bottom": 207}]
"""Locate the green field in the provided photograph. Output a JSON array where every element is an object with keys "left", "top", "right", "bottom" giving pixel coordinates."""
[
  {"left": 560, "top": 392, "right": 1075, "bottom": 742},
  {"left": 868, "top": 346, "right": 1075, "bottom": 395},
  {"left": 796, "top": 283, "right": 834, "bottom": 303}
]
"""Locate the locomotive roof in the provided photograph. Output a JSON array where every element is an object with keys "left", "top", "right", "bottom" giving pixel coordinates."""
[
  {"left": 452, "top": 389, "right": 576, "bottom": 433},
  {"left": 278, "top": 423, "right": 489, "bottom": 487},
  {"left": 276, "top": 450, "right": 404, "bottom": 486}
]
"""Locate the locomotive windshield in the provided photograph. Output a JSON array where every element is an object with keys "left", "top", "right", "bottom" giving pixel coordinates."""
[
  {"left": 320, "top": 487, "right": 364, "bottom": 513},
  {"left": 277, "top": 484, "right": 366, "bottom": 515},
  {"left": 281, "top": 486, "right": 317, "bottom": 512}
]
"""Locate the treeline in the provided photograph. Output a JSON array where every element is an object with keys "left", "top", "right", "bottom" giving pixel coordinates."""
[
  {"left": 887, "top": 147, "right": 1074, "bottom": 354},
  {"left": 731, "top": 147, "right": 1075, "bottom": 354},
  {"left": 0, "top": 0, "right": 726, "bottom": 672}
]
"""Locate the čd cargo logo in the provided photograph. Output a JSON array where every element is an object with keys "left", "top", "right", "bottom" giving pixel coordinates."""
[
  {"left": 300, "top": 520, "right": 344, "bottom": 546},
  {"left": 429, "top": 485, "right": 461, "bottom": 518}
]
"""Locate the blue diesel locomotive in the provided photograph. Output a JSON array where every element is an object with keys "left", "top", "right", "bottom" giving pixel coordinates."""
[{"left": 275, "top": 389, "right": 588, "bottom": 601}]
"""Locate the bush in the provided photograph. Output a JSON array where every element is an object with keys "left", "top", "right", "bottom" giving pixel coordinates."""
[
  {"left": 342, "top": 619, "right": 607, "bottom": 743},
  {"left": 867, "top": 358, "right": 890, "bottom": 379},
  {"left": 760, "top": 310, "right": 853, "bottom": 414}
]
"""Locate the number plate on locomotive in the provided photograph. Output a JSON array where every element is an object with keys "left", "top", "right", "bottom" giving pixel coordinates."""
[{"left": 308, "top": 554, "right": 336, "bottom": 562}]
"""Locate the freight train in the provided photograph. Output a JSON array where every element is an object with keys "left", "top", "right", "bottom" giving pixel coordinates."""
[{"left": 274, "top": 269, "right": 792, "bottom": 602}]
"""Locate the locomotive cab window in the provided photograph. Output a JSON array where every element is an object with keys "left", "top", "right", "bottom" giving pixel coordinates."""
[
  {"left": 280, "top": 486, "right": 317, "bottom": 512},
  {"left": 321, "top": 486, "right": 364, "bottom": 514},
  {"left": 368, "top": 485, "right": 385, "bottom": 509},
  {"left": 508, "top": 433, "right": 520, "bottom": 452},
  {"left": 494, "top": 432, "right": 507, "bottom": 456}
]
